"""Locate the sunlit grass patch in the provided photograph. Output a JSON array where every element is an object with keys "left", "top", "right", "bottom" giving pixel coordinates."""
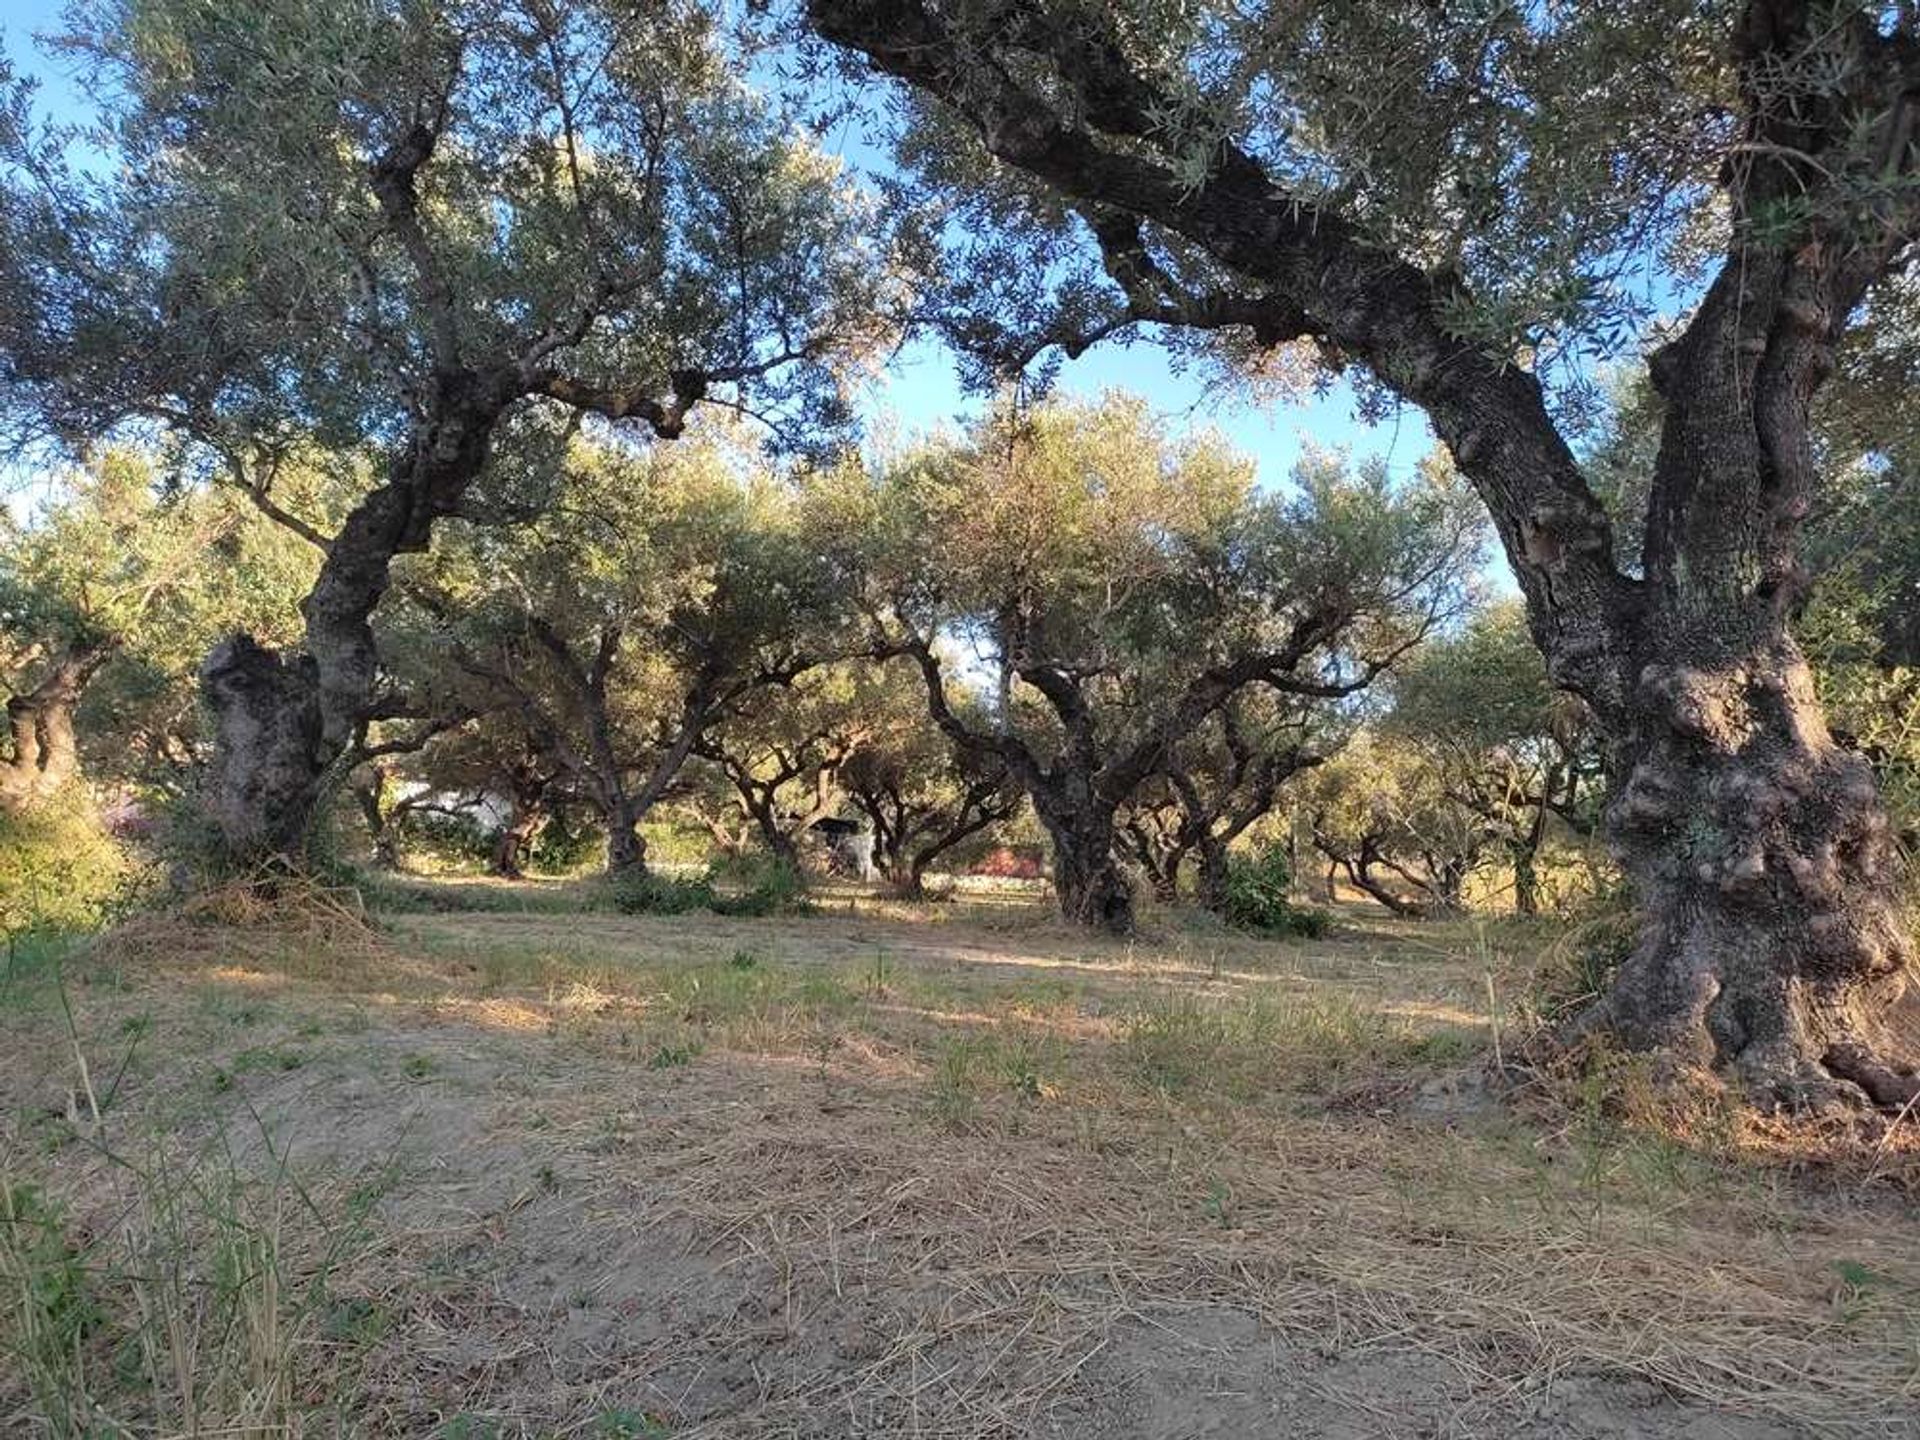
[
  {"left": 1121, "top": 990, "right": 1481, "bottom": 1100},
  {"left": 923, "top": 1027, "right": 1067, "bottom": 1132}
]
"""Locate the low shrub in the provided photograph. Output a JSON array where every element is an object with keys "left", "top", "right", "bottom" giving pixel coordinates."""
[
  {"left": 597, "top": 857, "right": 812, "bottom": 918},
  {"left": 1219, "top": 848, "right": 1329, "bottom": 938},
  {"left": 527, "top": 813, "right": 601, "bottom": 874},
  {"left": 601, "top": 870, "right": 718, "bottom": 916},
  {"left": 0, "top": 797, "right": 134, "bottom": 935},
  {"left": 710, "top": 858, "right": 812, "bottom": 918},
  {"left": 394, "top": 809, "right": 492, "bottom": 869}
]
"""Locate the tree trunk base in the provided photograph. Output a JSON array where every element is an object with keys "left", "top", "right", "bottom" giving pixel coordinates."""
[
  {"left": 1594, "top": 647, "right": 1916, "bottom": 1112},
  {"left": 199, "top": 635, "right": 328, "bottom": 866},
  {"left": 1055, "top": 859, "right": 1135, "bottom": 934}
]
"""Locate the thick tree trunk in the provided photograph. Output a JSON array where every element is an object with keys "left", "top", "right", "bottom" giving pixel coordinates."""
[
  {"left": 200, "top": 636, "right": 327, "bottom": 863},
  {"left": 1194, "top": 840, "right": 1229, "bottom": 916},
  {"left": 202, "top": 382, "right": 502, "bottom": 864},
  {"left": 605, "top": 799, "right": 648, "bottom": 875},
  {"left": 1, "top": 640, "right": 115, "bottom": 814},
  {"left": 764, "top": 825, "right": 802, "bottom": 870},
  {"left": 492, "top": 803, "right": 542, "bottom": 879},
  {"left": 1594, "top": 636, "right": 1913, "bottom": 1106},
  {"left": 1037, "top": 801, "right": 1133, "bottom": 933}
]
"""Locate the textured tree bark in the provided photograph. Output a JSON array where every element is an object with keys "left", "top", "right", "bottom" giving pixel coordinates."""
[
  {"left": 605, "top": 797, "right": 648, "bottom": 874},
  {"left": 1194, "top": 840, "right": 1229, "bottom": 916},
  {"left": 200, "top": 636, "right": 327, "bottom": 862},
  {"left": 1, "top": 639, "right": 116, "bottom": 814},
  {"left": 1035, "top": 797, "right": 1134, "bottom": 933},
  {"left": 1593, "top": 636, "right": 1912, "bottom": 1105}
]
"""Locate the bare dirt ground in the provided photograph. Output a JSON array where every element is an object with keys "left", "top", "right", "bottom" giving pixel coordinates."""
[{"left": 3, "top": 884, "right": 1917, "bottom": 1438}]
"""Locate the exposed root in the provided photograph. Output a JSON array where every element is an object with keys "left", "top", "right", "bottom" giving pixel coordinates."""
[{"left": 1823, "top": 1042, "right": 1920, "bottom": 1110}]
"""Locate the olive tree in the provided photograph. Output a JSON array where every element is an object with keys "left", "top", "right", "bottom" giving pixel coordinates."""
[
  {"left": 1384, "top": 603, "right": 1603, "bottom": 916},
  {"left": 410, "top": 430, "right": 843, "bottom": 875},
  {"left": 1303, "top": 732, "right": 1490, "bottom": 919},
  {"left": 687, "top": 662, "right": 876, "bottom": 869},
  {"left": 1115, "top": 691, "right": 1325, "bottom": 912},
  {"left": 0, "top": 0, "right": 895, "bottom": 864},
  {"left": 806, "top": 0, "right": 1920, "bottom": 1104},
  {"left": 817, "top": 400, "right": 1479, "bottom": 931},
  {"left": 838, "top": 661, "right": 1021, "bottom": 896},
  {"left": 1, "top": 448, "right": 318, "bottom": 813}
]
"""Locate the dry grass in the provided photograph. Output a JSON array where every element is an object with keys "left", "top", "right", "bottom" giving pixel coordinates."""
[{"left": 3, "top": 891, "right": 1918, "bottom": 1437}]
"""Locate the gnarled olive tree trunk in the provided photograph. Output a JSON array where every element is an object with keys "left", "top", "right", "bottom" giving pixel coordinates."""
[
  {"left": 1, "top": 639, "right": 116, "bottom": 814},
  {"left": 200, "top": 636, "right": 328, "bottom": 860},
  {"left": 1561, "top": 204, "right": 1917, "bottom": 1106},
  {"left": 1032, "top": 789, "right": 1134, "bottom": 933},
  {"left": 201, "top": 383, "right": 504, "bottom": 866},
  {"left": 1596, "top": 627, "right": 1911, "bottom": 1105}
]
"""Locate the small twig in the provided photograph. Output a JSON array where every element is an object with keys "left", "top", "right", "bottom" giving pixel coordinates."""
[
  {"left": 1485, "top": 970, "right": 1504, "bottom": 1075},
  {"left": 1866, "top": 1087, "right": 1920, "bottom": 1183}
]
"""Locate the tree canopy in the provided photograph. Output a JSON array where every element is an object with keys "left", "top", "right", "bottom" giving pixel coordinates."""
[{"left": 814, "top": 396, "right": 1482, "bottom": 928}]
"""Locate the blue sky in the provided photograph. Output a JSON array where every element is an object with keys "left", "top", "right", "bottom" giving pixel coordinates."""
[{"left": 2, "top": 1, "right": 1429, "bottom": 501}]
